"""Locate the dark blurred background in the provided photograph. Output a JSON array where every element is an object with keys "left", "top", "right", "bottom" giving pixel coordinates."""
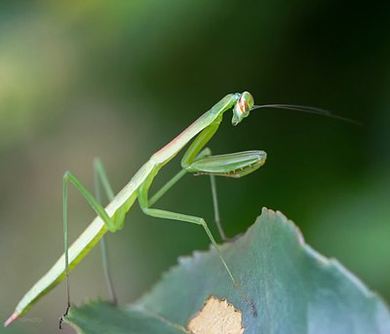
[{"left": 0, "top": 1, "right": 389, "bottom": 333}]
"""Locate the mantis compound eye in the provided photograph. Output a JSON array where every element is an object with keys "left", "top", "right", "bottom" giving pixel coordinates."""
[{"left": 232, "top": 91, "right": 254, "bottom": 126}]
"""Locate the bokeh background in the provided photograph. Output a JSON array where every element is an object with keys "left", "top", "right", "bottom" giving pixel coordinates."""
[{"left": 0, "top": 1, "right": 389, "bottom": 333}]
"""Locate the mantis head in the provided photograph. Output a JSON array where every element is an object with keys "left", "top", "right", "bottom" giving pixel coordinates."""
[{"left": 232, "top": 91, "right": 254, "bottom": 126}]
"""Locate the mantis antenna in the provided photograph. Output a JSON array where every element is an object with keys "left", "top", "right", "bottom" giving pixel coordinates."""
[{"left": 251, "top": 104, "right": 361, "bottom": 126}]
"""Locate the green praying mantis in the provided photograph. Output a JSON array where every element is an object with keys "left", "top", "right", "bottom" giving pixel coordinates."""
[{"left": 4, "top": 91, "right": 357, "bottom": 328}]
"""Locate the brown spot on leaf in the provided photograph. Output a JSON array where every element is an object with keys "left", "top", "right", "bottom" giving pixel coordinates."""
[{"left": 187, "top": 296, "right": 244, "bottom": 334}]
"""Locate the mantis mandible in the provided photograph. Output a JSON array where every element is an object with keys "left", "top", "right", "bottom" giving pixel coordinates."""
[{"left": 5, "top": 91, "right": 356, "bottom": 327}]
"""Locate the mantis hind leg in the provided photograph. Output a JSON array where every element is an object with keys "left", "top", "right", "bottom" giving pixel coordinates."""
[
  {"left": 59, "top": 166, "right": 118, "bottom": 329},
  {"left": 93, "top": 159, "right": 117, "bottom": 306}
]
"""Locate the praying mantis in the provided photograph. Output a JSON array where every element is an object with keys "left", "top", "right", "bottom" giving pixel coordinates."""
[{"left": 4, "top": 91, "right": 356, "bottom": 327}]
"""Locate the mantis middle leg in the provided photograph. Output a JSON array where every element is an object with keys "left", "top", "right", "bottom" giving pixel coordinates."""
[
  {"left": 149, "top": 147, "right": 227, "bottom": 241},
  {"left": 138, "top": 173, "right": 236, "bottom": 285}
]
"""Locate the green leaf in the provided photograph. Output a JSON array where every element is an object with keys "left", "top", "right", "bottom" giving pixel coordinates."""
[
  {"left": 67, "top": 302, "right": 186, "bottom": 334},
  {"left": 67, "top": 208, "right": 390, "bottom": 334}
]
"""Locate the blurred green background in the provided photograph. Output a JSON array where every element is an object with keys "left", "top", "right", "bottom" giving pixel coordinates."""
[{"left": 0, "top": 1, "right": 389, "bottom": 333}]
